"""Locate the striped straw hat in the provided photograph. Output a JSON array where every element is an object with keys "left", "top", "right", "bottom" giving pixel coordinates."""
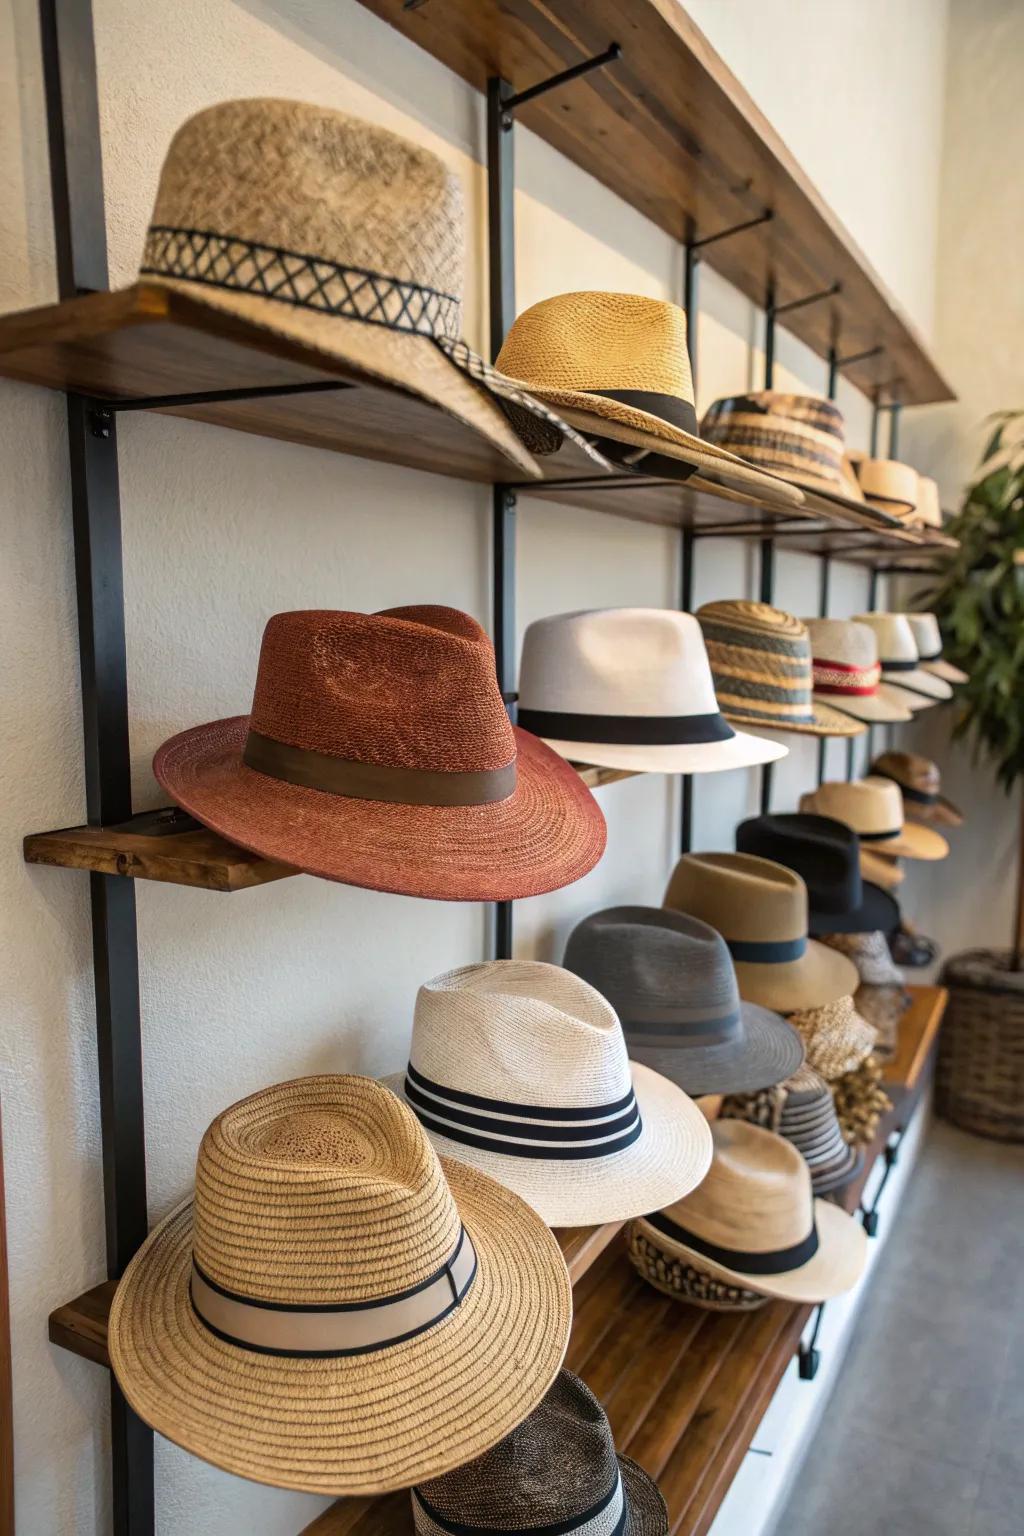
[
  {"left": 775, "top": 1065, "right": 862, "bottom": 1194},
  {"left": 799, "top": 778, "right": 949, "bottom": 861},
  {"left": 904, "top": 613, "right": 969, "bottom": 685},
  {"left": 852, "top": 613, "right": 954, "bottom": 708},
  {"left": 412, "top": 1371, "right": 667, "bottom": 1536},
  {"left": 803, "top": 617, "right": 914, "bottom": 724},
  {"left": 697, "top": 602, "right": 864, "bottom": 738},
  {"left": 107, "top": 1076, "right": 572, "bottom": 1494}
]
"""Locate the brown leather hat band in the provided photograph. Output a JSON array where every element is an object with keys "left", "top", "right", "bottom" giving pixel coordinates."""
[{"left": 243, "top": 729, "right": 517, "bottom": 806}]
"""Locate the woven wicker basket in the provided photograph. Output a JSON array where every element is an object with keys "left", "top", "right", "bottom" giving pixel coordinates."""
[{"left": 936, "top": 950, "right": 1024, "bottom": 1142}]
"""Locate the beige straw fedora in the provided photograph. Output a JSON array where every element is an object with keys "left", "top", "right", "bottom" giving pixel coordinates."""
[
  {"left": 697, "top": 602, "right": 864, "bottom": 738},
  {"left": 855, "top": 458, "right": 919, "bottom": 518},
  {"left": 108, "top": 1076, "right": 571, "bottom": 1494},
  {"left": 870, "top": 749, "right": 965, "bottom": 827},
  {"left": 803, "top": 618, "right": 914, "bottom": 724},
  {"left": 859, "top": 847, "right": 905, "bottom": 890},
  {"left": 799, "top": 778, "right": 949, "bottom": 861},
  {"left": 389, "top": 962, "right": 712, "bottom": 1227},
  {"left": 663, "top": 853, "right": 858, "bottom": 1012},
  {"left": 495, "top": 293, "right": 804, "bottom": 506},
  {"left": 516, "top": 609, "right": 787, "bottom": 775},
  {"left": 852, "top": 613, "right": 953, "bottom": 708},
  {"left": 904, "top": 613, "right": 969, "bottom": 685},
  {"left": 626, "top": 1221, "right": 768, "bottom": 1312},
  {"left": 631, "top": 1119, "right": 866, "bottom": 1304},
  {"left": 138, "top": 99, "right": 611, "bottom": 478},
  {"left": 913, "top": 476, "right": 943, "bottom": 529}
]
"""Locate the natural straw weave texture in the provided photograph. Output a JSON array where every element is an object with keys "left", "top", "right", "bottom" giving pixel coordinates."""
[
  {"left": 803, "top": 617, "right": 914, "bottom": 725},
  {"left": 626, "top": 1223, "right": 767, "bottom": 1311},
  {"left": 786, "top": 995, "right": 878, "bottom": 1081},
  {"left": 108, "top": 1076, "right": 572, "bottom": 1494},
  {"left": 832, "top": 1058, "right": 892, "bottom": 1148},
  {"left": 818, "top": 929, "right": 905, "bottom": 987}
]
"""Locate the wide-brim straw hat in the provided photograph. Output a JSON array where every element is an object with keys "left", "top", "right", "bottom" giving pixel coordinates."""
[
  {"left": 799, "top": 778, "right": 949, "bottom": 861},
  {"left": 495, "top": 293, "right": 806, "bottom": 507},
  {"left": 664, "top": 852, "right": 858, "bottom": 1012},
  {"left": 633, "top": 1119, "right": 866, "bottom": 1304},
  {"left": 905, "top": 613, "right": 969, "bottom": 685},
  {"left": 803, "top": 617, "right": 914, "bottom": 725},
  {"left": 108, "top": 1076, "right": 572, "bottom": 1495},
  {"left": 870, "top": 750, "right": 964, "bottom": 827},
  {"left": 627, "top": 1221, "right": 768, "bottom": 1312},
  {"left": 697, "top": 603, "right": 864, "bottom": 738},
  {"left": 135, "top": 100, "right": 623, "bottom": 481},
  {"left": 155, "top": 606, "right": 605, "bottom": 902},
  {"left": 734, "top": 812, "right": 900, "bottom": 935},
  {"left": 388, "top": 961, "right": 712, "bottom": 1227},
  {"left": 852, "top": 614, "right": 953, "bottom": 708},
  {"left": 516, "top": 608, "right": 787, "bottom": 775}
]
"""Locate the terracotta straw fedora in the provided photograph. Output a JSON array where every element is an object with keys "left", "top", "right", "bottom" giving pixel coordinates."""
[
  {"left": 852, "top": 613, "right": 953, "bottom": 708},
  {"left": 663, "top": 853, "right": 858, "bottom": 1012},
  {"left": 870, "top": 750, "right": 964, "bottom": 827},
  {"left": 785, "top": 994, "right": 878, "bottom": 1081},
  {"left": 697, "top": 602, "right": 864, "bottom": 738},
  {"left": 803, "top": 617, "right": 914, "bottom": 724},
  {"left": 495, "top": 293, "right": 805, "bottom": 506},
  {"left": 389, "top": 961, "right": 712, "bottom": 1227},
  {"left": 855, "top": 458, "right": 919, "bottom": 518},
  {"left": 904, "top": 613, "right": 969, "bottom": 685},
  {"left": 516, "top": 609, "right": 787, "bottom": 775},
  {"left": 627, "top": 1222, "right": 768, "bottom": 1312},
  {"left": 799, "top": 778, "right": 949, "bottom": 861},
  {"left": 631, "top": 1119, "right": 866, "bottom": 1304},
  {"left": 136, "top": 100, "right": 617, "bottom": 478},
  {"left": 735, "top": 812, "right": 900, "bottom": 935},
  {"left": 154, "top": 606, "right": 606, "bottom": 902},
  {"left": 107, "top": 1076, "right": 572, "bottom": 1494},
  {"left": 412, "top": 1371, "right": 667, "bottom": 1536},
  {"left": 562, "top": 906, "right": 804, "bottom": 1098}
]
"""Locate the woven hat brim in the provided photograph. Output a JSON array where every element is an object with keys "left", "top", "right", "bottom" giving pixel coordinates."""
[
  {"left": 922, "top": 658, "right": 968, "bottom": 685},
  {"left": 106, "top": 1157, "right": 572, "bottom": 1495},
  {"left": 635, "top": 1195, "right": 866, "bottom": 1303},
  {"left": 153, "top": 718, "right": 605, "bottom": 902},
  {"left": 859, "top": 850, "right": 905, "bottom": 889},
  {"left": 733, "top": 941, "right": 859, "bottom": 1013},
  {"left": 810, "top": 689, "right": 914, "bottom": 724},
  {"left": 806, "top": 1146, "right": 863, "bottom": 1196},
  {"left": 144, "top": 275, "right": 546, "bottom": 479},
  {"left": 720, "top": 701, "right": 865, "bottom": 739},
  {"left": 387, "top": 1063, "right": 712, "bottom": 1228},
  {"left": 808, "top": 881, "right": 900, "bottom": 936},
  {"left": 860, "top": 823, "right": 948, "bottom": 861},
  {"left": 620, "top": 1454, "right": 669, "bottom": 1536},
  {"left": 542, "top": 729, "right": 788, "bottom": 776},
  {"left": 904, "top": 796, "right": 964, "bottom": 828},
  {"left": 627, "top": 1002, "right": 805, "bottom": 1098},
  {"left": 881, "top": 669, "right": 953, "bottom": 704}
]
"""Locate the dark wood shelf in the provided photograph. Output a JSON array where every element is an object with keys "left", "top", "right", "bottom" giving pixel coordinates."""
[{"left": 360, "top": 0, "right": 953, "bottom": 407}]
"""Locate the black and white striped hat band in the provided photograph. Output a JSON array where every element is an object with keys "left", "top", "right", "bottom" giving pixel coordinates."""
[
  {"left": 404, "top": 1062, "right": 643, "bottom": 1160},
  {"left": 414, "top": 1469, "right": 628, "bottom": 1536}
]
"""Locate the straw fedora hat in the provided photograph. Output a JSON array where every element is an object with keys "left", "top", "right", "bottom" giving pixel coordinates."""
[
  {"left": 852, "top": 613, "right": 953, "bottom": 708},
  {"left": 855, "top": 458, "right": 919, "bottom": 517},
  {"left": 859, "top": 847, "right": 905, "bottom": 890},
  {"left": 913, "top": 476, "right": 943, "bottom": 529},
  {"left": 562, "top": 907, "right": 804, "bottom": 1098},
  {"left": 803, "top": 617, "right": 914, "bottom": 724},
  {"left": 786, "top": 994, "right": 878, "bottom": 1081},
  {"left": 870, "top": 750, "right": 964, "bottom": 827},
  {"left": 697, "top": 602, "right": 864, "bottom": 738},
  {"left": 663, "top": 853, "right": 858, "bottom": 1012},
  {"left": 516, "top": 609, "right": 787, "bottom": 775},
  {"left": 413, "top": 1371, "right": 667, "bottom": 1536},
  {"left": 154, "top": 606, "right": 606, "bottom": 901},
  {"left": 632, "top": 1119, "right": 866, "bottom": 1303},
  {"left": 735, "top": 813, "right": 899, "bottom": 935},
  {"left": 904, "top": 613, "right": 969, "bottom": 685},
  {"left": 627, "top": 1222, "right": 768, "bottom": 1312},
  {"left": 798, "top": 778, "right": 949, "bottom": 861},
  {"left": 389, "top": 962, "right": 712, "bottom": 1227},
  {"left": 495, "top": 294, "right": 804, "bottom": 506},
  {"left": 107, "top": 1076, "right": 572, "bottom": 1494},
  {"left": 138, "top": 100, "right": 613, "bottom": 479}
]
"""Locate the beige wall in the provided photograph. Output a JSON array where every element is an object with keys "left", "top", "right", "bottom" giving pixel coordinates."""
[{"left": 0, "top": 1, "right": 958, "bottom": 1532}]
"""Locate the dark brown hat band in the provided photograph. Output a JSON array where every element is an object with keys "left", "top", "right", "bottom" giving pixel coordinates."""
[{"left": 243, "top": 729, "right": 517, "bottom": 806}]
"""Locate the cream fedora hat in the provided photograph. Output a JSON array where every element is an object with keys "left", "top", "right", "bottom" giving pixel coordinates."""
[
  {"left": 495, "top": 293, "right": 804, "bottom": 506},
  {"left": 107, "top": 1076, "right": 571, "bottom": 1494},
  {"left": 914, "top": 476, "right": 943, "bottom": 529},
  {"left": 389, "top": 961, "right": 712, "bottom": 1228},
  {"left": 663, "top": 853, "right": 858, "bottom": 1012},
  {"left": 852, "top": 613, "right": 953, "bottom": 707},
  {"left": 904, "top": 613, "right": 969, "bottom": 685},
  {"left": 516, "top": 609, "right": 787, "bottom": 775},
  {"left": 138, "top": 100, "right": 612, "bottom": 479},
  {"left": 803, "top": 618, "right": 914, "bottom": 724},
  {"left": 855, "top": 458, "right": 919, "bottom": 518},
  {"left": 799, "top": 778, "right": 949, "bottom": 861},
  {"left": 632, "top": 1119, "right": 866, "bottom": 1304}
]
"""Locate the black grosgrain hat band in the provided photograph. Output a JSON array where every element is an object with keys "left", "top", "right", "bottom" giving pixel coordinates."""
[
  {"left": 726, "top": 935, "right": 807, "bottom": 964},
  {"left": 623, "top": 1001, "right": 742, "bottom": 1046},
  {"left": 414, "top": 1470, "right": 628, "bottom": 1536},
  {"left": 514, "top": 708, "right": 734, "bottom": 746},
  {"left": 644, "top": 1208, "right": 819, "bottom": 1275},
  {"left": 872, "top": 769, "right": 938, "bottom": 805},
  {"left": 586, "top": 388, "right": 700, "bottom": 438}
]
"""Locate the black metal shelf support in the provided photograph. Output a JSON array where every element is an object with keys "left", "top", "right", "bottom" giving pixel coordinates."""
[
  {"left": 860, "top": 1130, "right": 903, "bottom": 1236},
  {"left": 683, "top": 211, "right": 772, "bottom": 396},
  {"left": 764, "top": 282, "right": 840, "bottom": 390},
  {"left": 797, "top": 1302, "right": 826, "bottom": 1380}
]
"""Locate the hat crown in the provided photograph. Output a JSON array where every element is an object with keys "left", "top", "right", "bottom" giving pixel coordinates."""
[
  {"left": 518, "top": 609, "right": 720, "bottom": 719},
  {"left": 700, "top": 392, "right": 849, "bottom": 494},
  {"left": 804, "top": 777, "right": 905, "bottom": 835},
  {"left": 852, "top": 612, "right": 919, "bottom": 664},
  {"left": 193, "top": 1076, "right": 462, "bottom": 1305},
  {"left": 905, "top": 612, "right": 942, "bottom": 653},
  {"left": 857, "top": 458, "right": 918, "bottom": 508},
  {"left": 735, "top": 813, "right": 862, "bottom": 914},
  {"left": 697, "top": 602, "right": 824, "bottom": 730},
  {"left": 249, "top": 607, "right": 515, "bottom": 773},
  {"left": 665, "top": 852, "right": 809, "bottom": 944},
  {"left": 873, "top": 749, "right": 940, "bottom": 794},
  {"left": 411, "top": 961, "right": 633, "bottom": 1108},
  {"left": 804, "top": 617, "right": 879, "bottom": 670},
  {"left": 664, "top": 1120, "right": 813, "bottom": 1254},
  {"left": 147, "top": 99, "right": 464, "bottom": 328},
  {"left": 563, "top": 906, "right": 741, "bottom": 1027}
]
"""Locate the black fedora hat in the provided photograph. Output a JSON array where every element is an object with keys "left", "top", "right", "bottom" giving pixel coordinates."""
[{"left": 736, "top": 813, "right": 898, "bottom": 936}]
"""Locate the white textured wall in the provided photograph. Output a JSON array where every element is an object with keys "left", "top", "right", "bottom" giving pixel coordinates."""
[{"left": 0, "top": 1, "right": 952, "bottom": 1532}]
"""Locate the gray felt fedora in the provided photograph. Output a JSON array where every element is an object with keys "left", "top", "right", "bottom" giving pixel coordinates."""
[{"left": 563, "top": 906, "right": 804, "bottom": 1098}]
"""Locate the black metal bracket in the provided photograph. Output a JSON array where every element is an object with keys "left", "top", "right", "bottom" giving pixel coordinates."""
[
  {"left": 105, "top": 380, "right": 356, "bottom": 413},
  {"left": 798, "top": 1302, "right": 827, "bottom": 1380},
  {"left": 684, "top": 212, "right": 773, "bottom": 394},
  {"left": 860, "top": 1131, "right": 903, "bottom": 1236},
  {"left": 758, "top": 537, "right": 775, "bottom": 813},
  {"left": 817, "top": 555, "right": 831, "bottom": 783},
  {"left": 828, "top": 343, "right": 884, "bottom": 398},
  {"left": 772, "top": 282, "right": 841, "bottom": 318},
  {"left": 689, "top": 211, "right": 774, "bottom": 251},
  {"left": 499, "top": 42, "right": 622, "bottom": 126},
  {"left": 765, "top": 282, "right": 840, "bottom": 388},
  {"left": 871, "top": 396, "right": 903, "bottom": 458}
]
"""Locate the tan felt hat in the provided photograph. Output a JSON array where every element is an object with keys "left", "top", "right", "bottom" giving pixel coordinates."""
[
  {"left": 108, "top": 1076, "right": 572, "bottom": 1494},
  {"left": 904, "top": 613, "right": 969, "bottom": 686},
  {"left": 495, "top": 293, "right": 806, "bottom": 507},
  {"left": 632, "top": 1119, "right": 866, "bottom": 1304},
  {"left": 859, "top": 847, "right": 905, "bottom": 889},
  {"left": 138, "top": 99, "right": 613, "bottom": 479},
  {"left": 855, "top": 458, "right": 918, "bottom": 517},
  {"left": 852, "top": 613, "right": 953, "bottom": 708},
  {"left": 803, "top": 617, "right": 914, "bottom": 725},
  {"left": 870, "top": 749, "right": 964, "bottom": 827},
  {"left": 663, "top": 852, "right": 858, "bottom": 1012},
  {"left": 799, "top": 778, "right": 949, "bottom": 861}
]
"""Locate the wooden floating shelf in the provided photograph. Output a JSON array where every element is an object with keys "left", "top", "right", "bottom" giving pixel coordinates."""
[{"left": 360, "top": 0, "right": 953, "bottom": 407}]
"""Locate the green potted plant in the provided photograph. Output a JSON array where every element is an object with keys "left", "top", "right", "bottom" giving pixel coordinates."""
[{"left": 920, "top": 409, "right": 1024, "bottom": 1139}]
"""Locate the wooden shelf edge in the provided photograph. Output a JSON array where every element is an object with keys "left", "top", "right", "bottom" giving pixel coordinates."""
[{"left": 880, "top": 984, "right": 947, "bottom": 1095}]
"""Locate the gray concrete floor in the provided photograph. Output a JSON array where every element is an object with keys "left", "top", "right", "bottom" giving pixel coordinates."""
[{"left": 776, "top": 1118, "right": 1024, "bottom": 1536}]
